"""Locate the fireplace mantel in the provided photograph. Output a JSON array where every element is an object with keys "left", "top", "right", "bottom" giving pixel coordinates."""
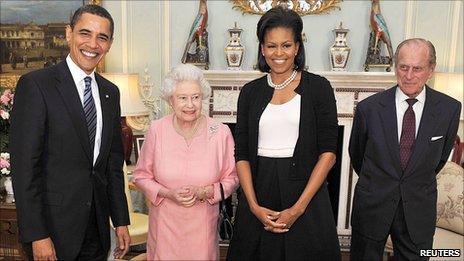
[
  {"left": 203, "top": 70, "right": 397, "bottom": 246},
  {"left": 203, "top": 70, "right": 397, "bottom": 122}
]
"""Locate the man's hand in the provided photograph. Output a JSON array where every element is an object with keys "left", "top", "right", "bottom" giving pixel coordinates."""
[
  {"left": 113, "top": 226, "right": 130, "bottom": 259},
  {"left": 32, "top": 237, "right": 57, "bottom": 260}
]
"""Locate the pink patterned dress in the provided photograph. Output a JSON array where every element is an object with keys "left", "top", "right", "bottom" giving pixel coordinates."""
[{"left": 133, "top": 115, "right": 238, "bottom": 260}]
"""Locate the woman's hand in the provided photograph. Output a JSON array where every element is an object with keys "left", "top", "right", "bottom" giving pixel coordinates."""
[
  {"left": 166, "top": 186, "right": 196, "bottom": 207},
  {"left": 274, "top": 207, "right": 304, "bottom": 231},
  {"left": 250, "top": 205, "right": 288, "bottom": 233},
  {"left": 189, "top": 185, "right": 213, "bottom": 202}
]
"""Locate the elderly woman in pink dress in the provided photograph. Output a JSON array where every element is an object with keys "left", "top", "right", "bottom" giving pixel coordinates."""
[{"left": 133, "top": 64, "right": 239, "bottom": 260}]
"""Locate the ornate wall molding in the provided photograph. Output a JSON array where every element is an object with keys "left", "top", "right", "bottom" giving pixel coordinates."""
[
  {"left": 448, "top": 1, "right": 461, "bottom": 72},
  {"left": 160, "top": 1, "right": 171, "bottom": 116},
  {"left": 230, "top": 0, "right": 342, "bottom": 16},
  {"left": 126, "top": 115, "right": 150, "bottom": 133},
  {"left": 404, "top": 0, "right": 418, "bottom": 39},
  {"left": 121, "top": 1, "right": 129, "bottom": 73},
  {"left": 203, "top": 70, "right": 264, "bottom": 122},
  {"left": 163, "top": 1, "right": 171, "bottom": 75},
  {"left": 404, "top": 1, "right": 461, "bottom": 72}
]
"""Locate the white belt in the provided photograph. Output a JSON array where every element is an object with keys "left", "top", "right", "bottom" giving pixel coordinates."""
[{"left": 257, "top": 147, "right": 294, "bottom": 158}]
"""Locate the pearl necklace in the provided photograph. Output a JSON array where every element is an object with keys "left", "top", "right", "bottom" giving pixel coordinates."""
[{"left": 267, "top": 70, "right": 297, "bottom": 90}]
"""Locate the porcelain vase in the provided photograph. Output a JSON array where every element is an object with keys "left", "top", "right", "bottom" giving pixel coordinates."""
[
  {"left": 4, "top": 176, "right": 13, "bottom": 195},
  {"left": 330, "top": 22, "right": 351, "bottom": 71},
  {"left": 225, "top": 22, "right": 244, "bottom": 70}
]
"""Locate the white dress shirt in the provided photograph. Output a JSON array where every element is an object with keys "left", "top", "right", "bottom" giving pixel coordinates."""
[
  {"left": 66, "top": 55, "right": 102, "bottom": 165},
  {"left": 395, "top": 86, "right": 426, "bottom": 142}
]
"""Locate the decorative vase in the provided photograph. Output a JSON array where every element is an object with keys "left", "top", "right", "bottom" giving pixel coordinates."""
[
  {"left": 225, "top": 22, "right": 244, "bottom": 70},
  {"left": 329, "top": 22, "right": 351, "bottom": 71},
  {"left": 4, "top": 176, "right": 13, "bottom": 195}
]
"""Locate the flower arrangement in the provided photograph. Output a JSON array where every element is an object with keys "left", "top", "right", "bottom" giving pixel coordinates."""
[
  {"left": 0, "top": 88, "right": 14, "bottom": 177},
  {"left": 0, "top": 152, "right": 10, "bottom": 176}
]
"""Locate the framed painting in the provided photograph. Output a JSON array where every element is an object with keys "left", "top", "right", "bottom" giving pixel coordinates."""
[
  {"left": 133, "top": 135, "right": 145, "bottom": 163},
  {"left": 0, "top": 0, "right": 102, "bottom": 89}
]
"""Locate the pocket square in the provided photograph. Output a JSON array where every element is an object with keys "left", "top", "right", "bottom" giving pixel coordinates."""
[{"left": 431, "top": 136, "right": 443, "bottom": 141}]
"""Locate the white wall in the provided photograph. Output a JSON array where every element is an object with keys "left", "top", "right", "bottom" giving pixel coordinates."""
[
  {"left": 168, "top": 0, "right": 408, "bottom": 72},
  {"left": 104, "top": 0, "right": 463, "bottom": 74},
  {"left": 103, "top": 0, "right": 463, "bottom": 133}
]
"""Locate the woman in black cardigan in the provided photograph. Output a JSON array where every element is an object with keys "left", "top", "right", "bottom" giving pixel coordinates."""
[{"left": 226, "top": 7, "right": 341, "bottom": 261}]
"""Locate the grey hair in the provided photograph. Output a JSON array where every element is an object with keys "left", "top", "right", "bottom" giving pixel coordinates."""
[
  {"left": 394, "top": 38, "right": 436, "bottom": 66},
  {"left": 161, "top": 64, "right": 211, "bottom": 101}
]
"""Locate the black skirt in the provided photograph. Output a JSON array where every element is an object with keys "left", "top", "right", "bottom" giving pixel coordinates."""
[{"left": 227, "top": 157, "right": 341, "bottom": 261}]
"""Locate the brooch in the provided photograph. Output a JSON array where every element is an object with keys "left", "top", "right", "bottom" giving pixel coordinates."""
[{"left": 209, "top": 124, "right": 219, "bottom": 135}]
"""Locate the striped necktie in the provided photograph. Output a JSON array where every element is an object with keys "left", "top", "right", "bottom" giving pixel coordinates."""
[{"left": 83, "top": 76, "right": 97, "bottom": 153}]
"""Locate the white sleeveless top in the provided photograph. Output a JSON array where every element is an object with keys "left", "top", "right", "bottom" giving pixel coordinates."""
[{"left": 258, "top": 94, "right": 301, "bottom": 158}]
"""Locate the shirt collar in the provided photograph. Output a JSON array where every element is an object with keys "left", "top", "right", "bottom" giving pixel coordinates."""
[
  {"left": 395, "top": 85, "right": 426, "bottom": 105},
  {"left": 66, "top": 54, "right": 96, "bottom": 85}
]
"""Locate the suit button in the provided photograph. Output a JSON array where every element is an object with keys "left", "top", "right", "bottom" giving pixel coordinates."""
[
  {"left": 85, "top": 202, "right": 91, "bottom": 207},
  {"left": 292, "top": 163, "right": 296, "bottom": 166}
]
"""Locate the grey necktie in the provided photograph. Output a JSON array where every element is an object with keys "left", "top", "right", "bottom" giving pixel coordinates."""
[{"left": 83, "top": 76, "right": 97, "bottom": 153}]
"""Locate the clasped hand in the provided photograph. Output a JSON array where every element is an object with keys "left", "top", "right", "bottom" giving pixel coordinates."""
[
  {"left": 251, "top": 205, "right": 302, "bottom": 233},
  {"left": 167, "top": 185, "right": 208, "bottom": 207},
  {"left": 167, "top": 186, "right": 197, "bottom": 207}
]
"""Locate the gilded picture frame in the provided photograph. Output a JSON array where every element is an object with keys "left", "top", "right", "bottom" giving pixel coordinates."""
[
  {"left": 230, "top": 0, "right": 342, "bottom": 16},
  {"left": 0, "top": 0, "right": 103, "bottom": 89}
]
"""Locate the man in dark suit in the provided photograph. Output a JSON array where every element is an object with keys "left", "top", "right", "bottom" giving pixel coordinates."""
[
  {"left": 10, "top": 5, "right": 130, "bottom": 260},
  {"left": 349, "top": 38, "right": 461, "bottom": 260}
]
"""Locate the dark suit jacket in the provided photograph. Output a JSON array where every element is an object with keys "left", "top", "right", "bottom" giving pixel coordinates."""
[
  {"left": 10, "top": 61, "right": 130, "bottom": 259},
  {"left": 349, "top": 85, "right": 461, "bottom": 244}
]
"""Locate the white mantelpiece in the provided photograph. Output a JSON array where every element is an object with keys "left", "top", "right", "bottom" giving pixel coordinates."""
[
  {"left": 204, "top": 70, "right": 396, "bottom": 122},
  {"left": 203, "top": 70, "right": 397, "bottom": 245}
]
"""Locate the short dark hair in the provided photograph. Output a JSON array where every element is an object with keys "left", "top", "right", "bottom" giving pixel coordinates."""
[
  {"left": 70, "top": 4, "right": 114, "bottom": 39},
  {"left": 256, "top": 6, "right": 305, "bottom": 72},
  {"left": 394, "top": 38, "right": 436, "bottom": 66}
]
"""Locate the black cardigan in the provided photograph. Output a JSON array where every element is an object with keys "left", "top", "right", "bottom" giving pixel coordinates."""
[{"left": 234, "top": 70, "right": 338, "bottom": 182}]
